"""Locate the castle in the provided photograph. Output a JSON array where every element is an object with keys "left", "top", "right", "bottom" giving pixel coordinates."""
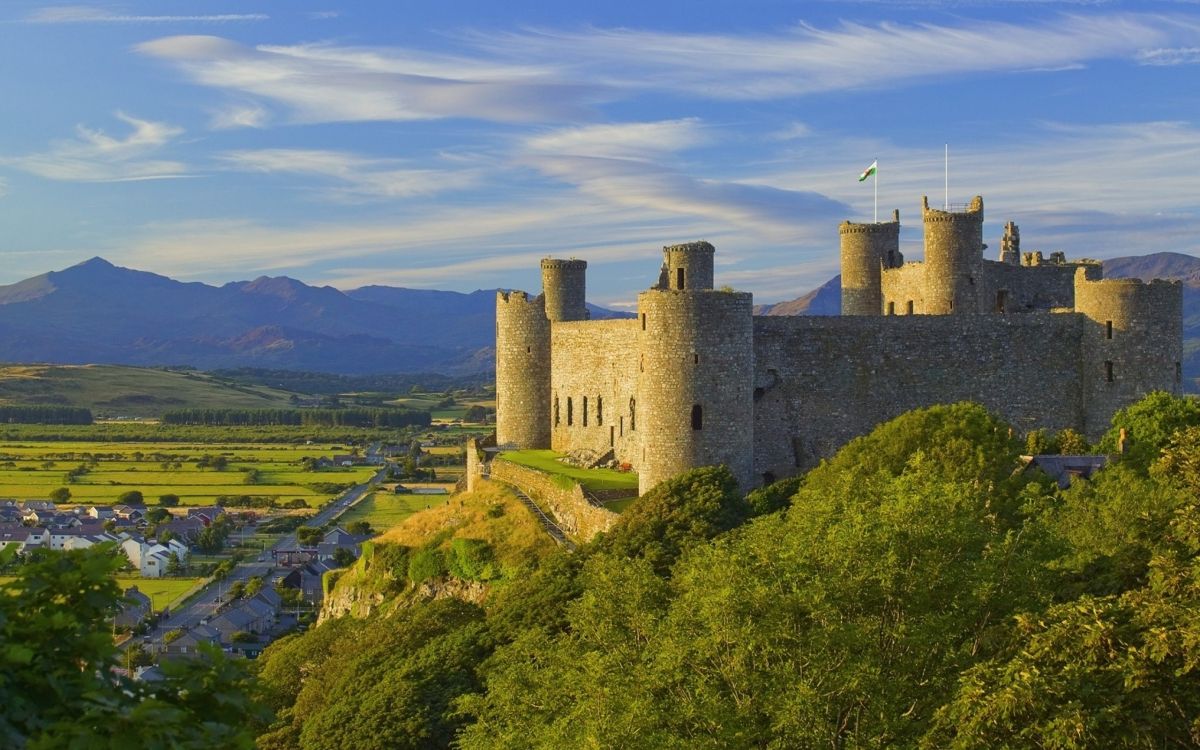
[{"left": 495, "top": 195, "right": 1183, "bottom": 495}]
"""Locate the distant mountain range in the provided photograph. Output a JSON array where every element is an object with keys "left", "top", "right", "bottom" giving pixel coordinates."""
[{"left": 1, "top": 253, "right": 1197, "bottom": 379}]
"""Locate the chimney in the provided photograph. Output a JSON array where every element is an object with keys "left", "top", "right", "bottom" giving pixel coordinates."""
[{"left": 1117, "top": 427, "right": 1128, "bottom": 455}]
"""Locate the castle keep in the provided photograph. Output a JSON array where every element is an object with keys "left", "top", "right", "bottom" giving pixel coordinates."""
[{"left": 496, "top": 195, "right": 1183, "bottom": 494}]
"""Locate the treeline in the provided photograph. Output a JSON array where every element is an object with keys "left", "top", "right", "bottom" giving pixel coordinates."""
[
  {"left": 0, "top": 405, "right": 92, "bottom": 424},
  {"left": 0, "top": 423, "right": 431, "bottom": 444},
  {"left": 161, "top": 407, "right": 431, "bottom": 428},
  {"left": 256, "top": 393, "right": 1200, "bottom": 749},
  {"left": 208, "top": 368, "right": 492, "bottom": 395}
]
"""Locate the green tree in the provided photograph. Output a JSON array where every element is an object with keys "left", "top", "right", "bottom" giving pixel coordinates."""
[
  {"left": 48, "top": 486, "right": 70, "bottom": 503},
  {"left": 1098, "top": 390, "right": 1200, "bottom": 470},
  {"left": 117, "top": 490, "right": 144, "bottom": 505},
  {"left": 0, "top": 545, "right": 266, "bottom": 747},
  {"left": 157, "top": 493, "right": 180, "bottom": 507}
]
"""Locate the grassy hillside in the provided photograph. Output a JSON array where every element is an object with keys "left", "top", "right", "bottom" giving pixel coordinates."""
[{"left": 0, "top": 364, "right": 297, "bottom": 417}]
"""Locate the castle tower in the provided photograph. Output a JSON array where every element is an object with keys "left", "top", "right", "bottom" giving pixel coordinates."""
[
  {"left": 922, "top": 195, "right": 984, "bottom": 314},
  {"left": 662, "top": 241, "right": 715, "bottom": 291},
  {"left": 495, "top": 291, "right": 551, "bottom": 449},
  {"left": 636, "top": 250, "right": 754, "bottom": 494},
  {"left": 840, "top": 209, "right": 901, "bottom": 315},
  {"left": 541, "top": 258, "right": 588, "bottom": 322},
  {"left": 1073, "top": 269, "right": 1183, "bottom": 439},
  {"left": 999, "top": 222, "right": 1020, "bottom": 265}
]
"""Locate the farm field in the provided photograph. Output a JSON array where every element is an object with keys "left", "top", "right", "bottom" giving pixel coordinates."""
[
  {"left": 390, "top": 393, "right": 496, "bottom": 421},
  {"left": 339, "top": 491, "right": 440, "bottom": 535},
  {"left": 0, "top": 575, "right": 203, "bottom": 612},
  {"left": 0, "top": 440, "right": 377, "bottom": 507}
]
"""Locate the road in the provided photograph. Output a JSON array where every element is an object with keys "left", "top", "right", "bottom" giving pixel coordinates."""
[{"left": 138, "top": 466, "right": 388, "bottom": 650}]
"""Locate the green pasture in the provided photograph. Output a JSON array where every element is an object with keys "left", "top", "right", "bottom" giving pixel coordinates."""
[
  {"left": 0, "top": 440, "right": 376, "bottom": 507},
  {"left": 497, "top": 450, "right": 639, "bottom": 491},
  {"left": 339, "top": 492, "right": 436, "bottom": 535},
  {"left": 0, "top": 575, "right": 203, "bottom": 612}
]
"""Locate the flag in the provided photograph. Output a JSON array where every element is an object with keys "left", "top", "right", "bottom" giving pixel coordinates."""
[{"left": 858, "top": 160, "right": 877, "bottom": 182}]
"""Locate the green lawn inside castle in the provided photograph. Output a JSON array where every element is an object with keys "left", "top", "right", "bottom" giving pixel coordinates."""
[{"left": 498, "top": 450, "right": 638, "bottom": 492}]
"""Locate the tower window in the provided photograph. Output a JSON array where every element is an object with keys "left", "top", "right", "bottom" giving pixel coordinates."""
[
  {"left": 1106, "top": 320, "right": 1113, "bottom": 340},
  {"left": 582, "top": 396, "right": 588, "bottom": 426},
  {"left": 949, "top": 300, "right": 955, "bottom": 311},
  {"left": 641, "top": 313, "right": 646, "bottom": 330},
  {"left": 906, "top": 300, "right": 914, "bottom": 315},
  {"left": 619, "top": 416, "right": 624, "bottom": 436},
  {"left": 996, "top": 291, "right": 1007, "bottom": 313},
  {"left": 1105, "top": 361, "right": 1114, "bottom": 383},
  {"left": 968, "top": 276, "right": 975, "bottom": 286},
  {"left": 597, "top": 396, "right": 603, "bottom": 425},
  {"left": 887, "top": 301, "right": 895, "bottom": 315},
  {"left": 691, "top": 404, "right": 703, "bottom": 430},
  {"left": 526, "top": 346, "right": 530, "bottom": 353},
  {"left": 677, "top": 268, "right": 686, "bottom": 290},
  {"left": 629, "top": 398, "right": 636, "bottom": 431},
  {"left": 567, "top": 397, "right": 573, "bottom": 426},
  {"left": 610, "top": 426, "right": 615, "bottom": 447},
  {"left": 693, "top": 353, "right": 699, "bottom": 364},
  {"left": 554, "top": 396, "right": 560, "bottom": 426}
]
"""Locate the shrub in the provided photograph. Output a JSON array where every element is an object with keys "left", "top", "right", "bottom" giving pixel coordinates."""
[
  {"left": 158, "top": 493, "right": 180, "bottom": 507},
  {"left": 408, "top": 547, "right": 447, "bottom": 584},
  {"left": 117, "top": 490, "right": 144, "bottom": 505},
  {"left": 449, "top": 538, "right": 496, "bottom": 581}
]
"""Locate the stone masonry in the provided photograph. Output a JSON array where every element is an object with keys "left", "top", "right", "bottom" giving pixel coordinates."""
[{"left": 495, "top": 195, "right": 1184, "bottom": 495}]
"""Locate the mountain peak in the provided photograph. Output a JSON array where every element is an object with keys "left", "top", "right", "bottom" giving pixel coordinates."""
[{"left": 72, "top": 256, "right": 116, "bottom": 270}]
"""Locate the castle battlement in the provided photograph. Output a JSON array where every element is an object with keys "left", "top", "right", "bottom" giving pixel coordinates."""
[{"left": 494, "top": 192, "right": 1183, "bottom": 495}]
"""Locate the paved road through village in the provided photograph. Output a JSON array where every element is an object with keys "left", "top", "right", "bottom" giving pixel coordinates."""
[{"left": 138, "top": 466, "right": 388, "bottom": 650}]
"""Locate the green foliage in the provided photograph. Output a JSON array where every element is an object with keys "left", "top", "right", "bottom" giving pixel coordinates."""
[
  {"left": 162, "top": 407, "right": 431, "bottom": 428},
  {"left": 157, "top": 492, "right": 180, "bottom": 507},
  {"left": 407, "top": 547, "right": 447, "bottom": 584},
  {"left": 0, "top": 545, "right": 266, "bottom": 747},
  {"left": 0, "top": 404, "right": 92, "bottom": 424},
  {"left": 332, "top": 547, "right": 357, "bottom": 567},
  {"left": 1056, "top": 427, "right": 1090, "bottom": 454},
  {"left": 743, "top": 474, "right": 801, "bottom": 516},
  {"left": 296, "top": 525, "right": 324, "bottom": 546},
  {"left": 47, "top": 486, "right": 70, "bottom": 502},
  {"left": 117, "top": 489, "right": 144, "bottom": 505},
  {"left": 1099, "top": 390, "right": 1200, "bottom": 469},
  {"left": 448, "top": 538, "right": 496, "bottom": 581}
]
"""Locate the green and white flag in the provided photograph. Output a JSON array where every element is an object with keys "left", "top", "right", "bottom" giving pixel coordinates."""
[{"left": 858, "top": 160, "right": 877, "bottom": 182}]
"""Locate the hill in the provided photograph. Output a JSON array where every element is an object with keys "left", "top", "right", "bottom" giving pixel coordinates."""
[
  {"left": 0, "top": 364, "right": 298, "bottom": 417},
  {"left": 0, "top": 258, "right": 627, "bottom": 376}
]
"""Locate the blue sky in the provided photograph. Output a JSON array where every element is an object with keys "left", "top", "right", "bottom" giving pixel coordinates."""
[{"left": 0, "top": 1, "right": 1198, "bottom": 307}]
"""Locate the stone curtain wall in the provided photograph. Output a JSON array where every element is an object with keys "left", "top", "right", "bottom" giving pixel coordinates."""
[
  {"left": 752, "top": 312, "right": 1088, "bottom": 480},
  {"left": 881, "top": 263, "right": 926, "bottom": 316},
  {"left": 550, "top": 319, "right": 639, "bottom": 463},
  {"left": 489, "top": 458, "right": 618, "bottom": 542}
]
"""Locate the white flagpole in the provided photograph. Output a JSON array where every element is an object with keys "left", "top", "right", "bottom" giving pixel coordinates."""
[
  {"left": 874, "top": 157, "right": 878, "bottom": 223},
  {"left": 944, "top": 144, "right": 949, "bottom": 209}
]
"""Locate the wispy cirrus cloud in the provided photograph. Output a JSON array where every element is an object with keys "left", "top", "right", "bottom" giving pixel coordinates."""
[
  {"left": 216, "top": 148, "right": 482, "bottom": 200},
  {"left": 1137, "top": 46, "right": 1200, "bottom": 64},
  {"left": 0, "top": 112, "right": 189, "bottom": 182},
  {"left": 136, "top": 35, "right": 602, "bottom": 124},
  {"left": 24, "top": 6, "right": 267, "bottom": 24},
  {"left": 521, "top": 119, "right": 849, "bottom": 241}
]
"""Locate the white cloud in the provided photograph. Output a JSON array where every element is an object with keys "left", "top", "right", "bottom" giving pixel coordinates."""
[
  {"left": 216, "top": 148, "right": 481, "bottom": 199},
  {"left": 1137, "top": 46, "right": 1200, "bottom": 65},
  {"left": 475, "top": 14, "right": 1200, "bottom": 99},
  {"left": 25, "top": 6, "right": 268, "bottom": 23},
  {"left": 306, "top": 11, "right": 340, "bottom": 20},
  {"left": 209, "top": 102, "right": 270, "bottom": 129},
  {"left": 136, "top": 35, "right": 602, "bottom": 124},
  {"left": 0, "top": 112, "right": 189, "bottom": 182}
]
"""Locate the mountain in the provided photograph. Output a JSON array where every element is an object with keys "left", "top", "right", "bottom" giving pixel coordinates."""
[
  {"left": 755, "top": 275, "right": 842, "bottom": 316},
  {"left": 0, "top": 258, "right": 625, "bottom": 375}
]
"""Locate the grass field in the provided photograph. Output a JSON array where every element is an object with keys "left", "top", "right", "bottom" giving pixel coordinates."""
[
  {"left": 498, "top": 450, "right": 639, "bottom": 491},
  {"left": 0, "top": 575, "right": 203, "bottom": 612},
  {"left": 0, "top": 440, "right": 377, "bottom": 507},
  {"left": 339, "top": 491, "right": 441, "bottom": 535},
  {"left": 0, "top": 364, "right": 297, "bottom": 418}
]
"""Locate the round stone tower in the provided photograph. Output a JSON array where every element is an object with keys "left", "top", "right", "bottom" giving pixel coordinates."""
[
  {"left": 1073, "top": 269, "right": 1183, "bottom": 439},
  {"left": 922, "top": 195, "right": 984, "bottom": 314},
  {"left": 662, "top": 241, "right": 715, "bottom": 291},
  {"left": 495, "top": 290, "right": 551, "bottom": 449},
  {"left": 635, "top": 283, "right": 755, "bottom": 495},
  {"left": 839, "top": 210, "right": 901, "bottom": 316},
  {"left": 541, "top": 258, "right": 588, "bottom": 322}
]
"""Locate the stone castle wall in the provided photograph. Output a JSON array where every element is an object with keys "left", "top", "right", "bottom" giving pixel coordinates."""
[
  {"left": 752, "top": 312, "right": 1090, "bottom": 478},
  {"left": 489, "top": 458, "right": 619, "bottom": 542},
  {"left": 881, "top": 263, "right": 926, "bottom": 315},
  {"left": 550, "top": 319, "right": 639, "bottom": 462}
]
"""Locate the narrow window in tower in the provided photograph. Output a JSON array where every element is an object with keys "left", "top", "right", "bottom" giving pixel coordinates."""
[
  {"left": 968, "top": 276, "right": 975, "bottom": 286},
  {"left": 526, "top": 346, "right": 530, "bottom": 353},
  {"left": 596, "top": 396, "right": 603, "bottom": 425},
  {"left": 619, "top": 416, "right": 624, "bottom": 436},
  {"left": 906, "top": 300, "right": 914, "bottom": 315},
  {"left": 629, "top": 398, "right": 636, "bottom": 431},
  {"left": 1105, "top": 361, "right": 1114, "bottom": 383},
  {"left": 949, "top": 300, "right": 955, "bottom": 311},
  {"left": 582, "top": 396, "right": 588, "bottom": 426},
  {"left": 996, "top": 291, "right": 1007, "bottom": 313},
  {"left": 887, "top": 301, "right": 895, "bottom": 315},
  {"left": 1106, "top": 320, "right": 1113, "bottom": 340},
  {"left": 554, "top": 396, "right": 560, "bottom": 426},
  {"left": 677, "top": 268, "right": 685, "bottom": 289},
  {"left": 693, "top": 353, "right": 699, "bottom": 364},
  {"left": 609, "top": 426, "right": 615, "bottom": 447},
  {"left": 641, "top": 313, "right": 646, "bottom": 330},
  {"left": 691, "top": 404, "right": 703, "bottom": 430},
  {"left": 639, "top": 354, "right": 644, "bottom": 373},
  {"left": 567, "top": 397, "right": 573, "bottom": 426}
]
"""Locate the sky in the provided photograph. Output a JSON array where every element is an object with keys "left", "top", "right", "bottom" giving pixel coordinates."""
[{"left": 0, "top": 1, "right": 1198, "bottom": 308}]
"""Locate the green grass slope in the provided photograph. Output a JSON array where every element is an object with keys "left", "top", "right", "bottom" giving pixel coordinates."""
[{"left": 0, "top": 364, "right": 297, "bottom": 417}]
